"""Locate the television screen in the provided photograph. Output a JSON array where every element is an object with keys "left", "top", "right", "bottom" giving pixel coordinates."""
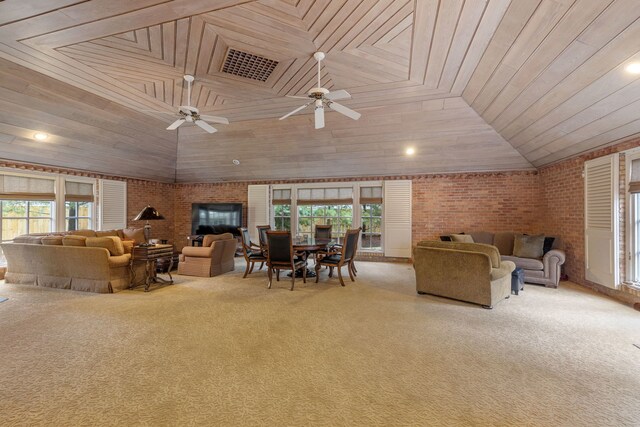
[{"left": 191, "top": 203, "right": 243, "bottom": 236}]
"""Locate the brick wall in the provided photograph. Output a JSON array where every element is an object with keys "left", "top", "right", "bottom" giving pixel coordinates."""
[{"left": 127, "top": 180, "right": 175, "bottom": 243}]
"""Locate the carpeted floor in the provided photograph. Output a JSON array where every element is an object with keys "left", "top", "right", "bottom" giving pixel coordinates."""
[{"left": 0, "top": 259, "right": 639, "bottom": 426}]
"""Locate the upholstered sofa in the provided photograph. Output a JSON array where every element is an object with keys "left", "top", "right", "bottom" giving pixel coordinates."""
[
  {"left": 2, "top": 234, "right": 146, "bottom": 293},
  {"left": 445, "top": 232, "right": 566, "bottom": 288},
  {"left": 178, "top": 233, "right": 236, "bottom": 277},
  {"left": 413, "top": 240, "right": 515, "bottom": 308}
]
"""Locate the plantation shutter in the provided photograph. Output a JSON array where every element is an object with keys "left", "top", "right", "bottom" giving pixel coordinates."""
[
  {"left": 383, "top": 180, "right": 412, "bottom": 258},
  {"left": 65, "top": 181, "right": 94, "bottom": 202},
  {"left": 248, "top": 185, "right": 269, "bottom": 243},
  {"left": 99, "top": 179, "right": 127, "bottom": 230},
  {"left": 584, "top": 154, "right": 619, "bottom": 288},
  {"left": 0, "top": 174, "right": 55, "bottom": 200}
]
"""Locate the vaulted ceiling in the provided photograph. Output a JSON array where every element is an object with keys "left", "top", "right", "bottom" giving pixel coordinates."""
[{"left": 0, "top": 0, "right": 638, "bottom": 182}]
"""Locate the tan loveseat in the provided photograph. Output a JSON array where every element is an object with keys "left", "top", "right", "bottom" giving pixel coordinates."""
[
  {"left": 447, "top": 232, "right": 565, "bottom": 288},
  {"left": 413, "top": 240, "right": 515, "bottom": 309},
  {"left": 178, "top": 233, "right": 236, "bottom": 277},
  {"left": 2, "top": 228, "right": 146, "bottom": 293}
]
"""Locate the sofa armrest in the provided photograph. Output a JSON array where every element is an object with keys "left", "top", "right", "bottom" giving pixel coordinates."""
[
  {"left": 108, "top": 254, "right": 131, "bottom": 268},
  {"left": 181, "top": 246, "right": 214, "bottom": 257},
  {"left": 543, "top": 249, "right": 565, "bottom": 268}
]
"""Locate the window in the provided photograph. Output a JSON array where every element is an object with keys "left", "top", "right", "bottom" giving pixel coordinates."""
[
  {"left": 65, "top": 201, "right": 93, "bottom": 231},
  {"left": 360, "top": 203, "right": 382, "bottom": 250},
  {"left": 1, "top": 200, "right": 53, "bottom": 242},
  {"left": 298, "top": 204, "right": 353, "bottom": 243},
  {"left": 272, "top": 188, "right": 291, "bottom": 231}
]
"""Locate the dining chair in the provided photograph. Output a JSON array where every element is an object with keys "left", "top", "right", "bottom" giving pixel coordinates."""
[
  {"left": 256, "top": 225, "right": 271, "bottom": 255},
  {"left": 314, "top": 228, "right": 361, "bottom": 286},
  {"left": 238, "top": 227, "right": 267, "bottom": 278},
  {"left": 314, "top": 224, "right": 332, "bottom": 239},
  {"left": 266, "top": 231, "right": 307, "bottom": 290}
]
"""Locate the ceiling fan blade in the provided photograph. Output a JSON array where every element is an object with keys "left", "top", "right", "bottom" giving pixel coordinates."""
[
  {"left": 199, "top": 115, "right": 229, "bottom": 125},
  {"left": 325, "top": 89, "right": 351, "bottom": 101},
  {"left": 286, "top": 95, "right": 310, "bottom": 99},
  {"left": 142, "top": 110, "right": 177, "bottom": 115},
  {"left": 279, "top": 102, "right": 313, "bottom": 120},
  {"left": 328, "top": 101, "right": 361, "bottom": 121},
  {"left": 166, "top": 119, "right": 186, "bottom": 130},
  {"left": 195, "top": 120, "right": 217, "bottom": 133},
  {"left": 315, "top": 105, "right": 325, "bottom": 129}
]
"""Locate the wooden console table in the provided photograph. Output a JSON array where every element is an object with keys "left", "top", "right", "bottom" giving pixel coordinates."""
[{"left": 130, "top": 244, "right": 174, "bottom": 292}]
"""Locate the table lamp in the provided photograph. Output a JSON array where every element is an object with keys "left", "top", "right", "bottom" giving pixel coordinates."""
[{"left": 133, "top": 205, "right": 165, "bottom": 243}]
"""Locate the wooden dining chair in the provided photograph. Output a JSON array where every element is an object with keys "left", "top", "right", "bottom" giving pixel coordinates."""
[
  {"left": 256, "top": 225, "right": 271, "bottom": 255},
  {"left": 238, "top": 227, "right": 267, "bottom": 278},
  {"left": 266, "top": 231, "right": 307, "bottom": 291},
  {"left": 314, "top": 228, "right": 361, "bottom": 286},
  {"left": 314, "top": 224, "right": 332, "bottom": 239}
]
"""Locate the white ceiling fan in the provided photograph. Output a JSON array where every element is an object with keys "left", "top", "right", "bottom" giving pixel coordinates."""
[
  {"left": 163, "top": 75, "right": 229, "bottom": 134},
  {"left": 279, "top": 52, "right": 361, "bottom": 129}
]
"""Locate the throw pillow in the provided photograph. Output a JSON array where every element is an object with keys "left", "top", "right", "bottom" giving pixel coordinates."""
[
  {"left": 543, "top": 237, "right": 555, "bottom": 254},
  {"left": 86, "top": 236, "right": 125, "bottom": 256},
  {"left": 121, "top": 240, "right": 134, "bottom": 254},
  {"left": 69, "top": 229, "right": 97, "bottom": 237},
  {"left": 41, "top": 235, "right": 64, "bottom": 246},
  {"left": 62, "top": 235, "right": 87, "bottom": 246},
  {"left": 450, "top": 234, "right": 474, "bottom": 243},
  {"left": 96, "top": 230, "right": 119, "bottom": 238},
  {"left": 513, "top": 234, "right": 545, "bottom": 259},
  {"left": 122, "top": 227, "right": 145, "bottom": 244}
]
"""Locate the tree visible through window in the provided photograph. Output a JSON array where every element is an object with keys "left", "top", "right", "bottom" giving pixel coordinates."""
[
  {"left": 361, "top": 203, "right": 382, "bottom": 250},
  {"left": 65, "top": 201, "right": 93, "bottom": 231},
  {"left": 298, "top": 204, "right": 353, "bottom": 243},
  {"left": 273, "top": 204, "right": 291, "bottom": 231}
]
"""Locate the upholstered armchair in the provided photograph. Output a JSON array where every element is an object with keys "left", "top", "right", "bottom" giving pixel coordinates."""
[{"left": 178, "top": 233, "right": 236, "bottom": 277}]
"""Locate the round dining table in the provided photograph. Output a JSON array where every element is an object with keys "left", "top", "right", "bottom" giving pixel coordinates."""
[{"left": 291, "top": 236, "right": 334, "bottom": 277}]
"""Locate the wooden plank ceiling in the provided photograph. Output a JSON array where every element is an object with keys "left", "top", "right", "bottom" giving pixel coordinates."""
[{"left": 0, "top": 0, "right": 638, "bottom": 182}]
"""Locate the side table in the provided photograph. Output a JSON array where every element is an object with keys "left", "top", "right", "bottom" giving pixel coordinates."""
[{"left": 130, "top": 244, "right": 175, "bottom": 292}]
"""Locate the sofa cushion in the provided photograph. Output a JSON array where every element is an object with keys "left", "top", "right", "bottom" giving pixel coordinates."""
[
  {"left": 96, "top": 230, "right": 119, "bottom": 238},
  {"left": 417, "top": 240, "right": 500, "bottom": 268},
  {"left": 86, "top": 236, "right": 125, "bottom": 256},
  {"left": 513, "top": 234, "right": 544, "bottom": 259},
  {"left": 468, "top": 231, "right": 494, "bottom": 245},
  {"left": 13, "top": 235, "right": 43, "bottom": 244},
  {"left": 493, "top": 232, "right": 515, "bottom": 255},
  {"left": 450, "top": 233, "right": 474, "bottom": 243},
  {"left": 122, "top": 227, "right": 145, "bottom": 244},
  {"left": 62, "top": 235, "right": 87, "bottom": 246},
  {"left": 501, "top": 255, "right": 544, "bottom": 271},
  {"left": 69, "top": 229, "right": 97, "bottom": 237},
  {"left": 41, "top": 235, "right": 64, "bottom": 246}
]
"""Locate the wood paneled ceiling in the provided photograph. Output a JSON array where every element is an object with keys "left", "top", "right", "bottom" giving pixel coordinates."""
[{"left": 0, "top": 0, "right": 638, "bottom": 182}]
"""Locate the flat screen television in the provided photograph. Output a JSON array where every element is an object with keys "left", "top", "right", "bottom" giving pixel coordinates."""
[{"left": 191, "top": 203, "right": 243, "bottom": 236}]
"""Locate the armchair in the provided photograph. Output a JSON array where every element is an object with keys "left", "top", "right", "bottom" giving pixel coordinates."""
[{"left": 178, "top": 233, "right": 236, "bottom": 277}]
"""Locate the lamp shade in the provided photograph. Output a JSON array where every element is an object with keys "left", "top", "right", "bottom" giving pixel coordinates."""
[{"left": 133, "top": 205, "right": 165, "bottom": 221}]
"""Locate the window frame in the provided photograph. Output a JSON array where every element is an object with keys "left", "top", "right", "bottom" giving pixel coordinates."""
[
  {"left": 625, "top": 149, "right": 640, "bottom": 283},
  {"left": 0, "top": 200, "right": 55, "bottom": 242}
]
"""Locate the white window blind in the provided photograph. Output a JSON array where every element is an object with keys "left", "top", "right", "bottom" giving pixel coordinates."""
[
  {"left": 0, "top": 174, "right": 55, "bottom": 200},
  {"left": 383, "top": 180, "right": 411, "bottom": 258},
  {"left": 584, "top": 154, "right": 619, "bottom": 288},
  {"left": 360, "top": 186, "right": 383, "bottom": 204},
  {"left": 297, "top": 187, "right": 353, "bottom": 205},
  {"left": 272, "top": 188, "right": 291, "bottom": 204},
  {"left": 99, "top": 179, "right": 127, "bottom": 230},
  {"left": 248, "top": 185, "right": 269, "bottom": 243},
  {"left": 65, "top": 181, "right": 94, "bottom": 202}
]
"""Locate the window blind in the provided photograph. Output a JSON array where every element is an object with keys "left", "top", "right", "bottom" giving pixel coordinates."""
[
  {"left": 0, "top": 174, "right": 55, "bottom": 200},
  {"left": 360, "top": 186, "right": 383, "bottom": 204},
  {"left": 65, "top": 181, "right": 94, "bottom": 202},
  {"left": 272, "top": 188, "right": 291, "bottom": 204},
  {"left": 629, "top": 158, "right": 640, "bottom": 193},
  {"left": 297, "top": 187, "right": 353, "bottom": 205}
]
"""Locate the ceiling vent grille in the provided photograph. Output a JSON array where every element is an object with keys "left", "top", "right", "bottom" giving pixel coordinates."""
[{"left": 221, "top": 49, "right": 279, "bottom": 82}]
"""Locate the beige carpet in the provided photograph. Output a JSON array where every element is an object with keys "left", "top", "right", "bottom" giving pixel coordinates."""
[{"left": 0, "top": 259, "right": 639, "bottom": 426}]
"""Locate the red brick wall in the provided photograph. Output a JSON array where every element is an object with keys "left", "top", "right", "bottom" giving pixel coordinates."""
[
  {"left": 127, "top": 180, "right": 175, "bottom": 243},
  {"left": 539, "top": 137, "right": 640, "bottom": 302},
  {"left": 412, "top": 171, "right": 542, "bottom": 244}
]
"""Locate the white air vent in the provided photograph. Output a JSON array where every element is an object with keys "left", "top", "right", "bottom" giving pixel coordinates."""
[{"left": 222, "top": 49, "right": 278, "bottom": 82}]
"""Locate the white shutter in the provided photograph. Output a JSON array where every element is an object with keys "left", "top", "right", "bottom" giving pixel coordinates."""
[
  {"left": 99, "top": 179, "right": 127, "bottom": 231},
  {"left": 383, "top": 180, "right": 412, "bottom": 258},
  {"left": 248, "top": 184, "right": 269, "bottom": 243},
  {"left": 585, "top": 154, "right": 619, "bottom": 288}
]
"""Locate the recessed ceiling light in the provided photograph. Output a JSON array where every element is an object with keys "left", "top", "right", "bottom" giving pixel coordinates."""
[
  {"left": 232, "top": 159, "right": 240, "bottom": 165},
  {"left": 33, "top": 132, "right": 48, "bottom": 141},
  {"left": 405, "top": 147, "right": 415, "bottom": 156},
  {"left": 625, "top": 62, "right": 640, "bottom": 74}
]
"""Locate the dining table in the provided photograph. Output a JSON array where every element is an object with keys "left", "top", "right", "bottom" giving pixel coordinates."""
[{"left": 291, "top": 236, "right": 335, "bottom": 277}]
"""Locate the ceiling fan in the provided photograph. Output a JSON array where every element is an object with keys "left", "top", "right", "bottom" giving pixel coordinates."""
[
  {"left": 279, "top": 52, "right": 361, "bottom": 129},
  {"left": 163, "top": 75, "right": 229, "bottom": 134}
]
